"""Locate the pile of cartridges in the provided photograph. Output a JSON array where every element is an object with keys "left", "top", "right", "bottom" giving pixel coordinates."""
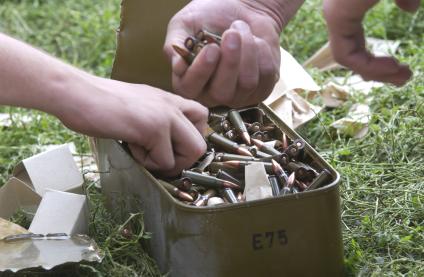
[
  {"left": 172, "top": 29, "right": 222, "bottom": 65},
  {"left": 161, "top": 107, "right": 333, "bottom": 207}
]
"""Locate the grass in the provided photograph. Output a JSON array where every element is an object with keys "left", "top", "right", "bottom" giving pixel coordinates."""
[{"left": 0, "top": 0, "right": 423, "bottom": 276}]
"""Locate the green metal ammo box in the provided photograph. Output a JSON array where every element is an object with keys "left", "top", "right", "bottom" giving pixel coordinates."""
[{"left": 95, "top": 0, "right": 344, "bottom": 275}]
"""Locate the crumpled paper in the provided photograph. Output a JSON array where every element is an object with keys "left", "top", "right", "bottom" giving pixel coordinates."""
[
  {"left": 321, "top": 82, "right": 351, "bottom": 108},
  {"left": 244, "top": 162, "right": 273, "bottom": 201},
  {"left": 264, "top": 47, "right": 321, "bottom": 128},
  {"left": 331, "top": 104, "right": 371, "bottom": 139}
]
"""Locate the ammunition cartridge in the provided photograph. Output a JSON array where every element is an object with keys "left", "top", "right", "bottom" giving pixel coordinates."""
[
  {"left": 281, "top": 133, "right": 289, "bottom": 149},
  {"left": 221, "top": 188, "right": 238, "bottom": 203},
  {"left": 260, "top": 124, "right": 277, "bottom": 132},
  {"left": 193, "top": 189, "right": 217, "bottom": 207},
  {"left": 193, "top": 41, "right": 206, "bottom": 55},
  {"left": 192, "top": 151, "right": 215, "bottom": 173},
  {"left": 271, "top": 159, "right": 289, "bottom": 188},
  {"left": 256, "top": 150, "right": 272, "bottom": 159},
  {"left": 306, "top": 169, "right": 332, "bottom": 191},
  {"left": 207, "top": 197, "right": 225, "bottom": 206},
  {"left": 251, "top": 131, "right": 265, "bottom": 141},
  {"left": 196, "top": 29, "right": 222, "bottom": 44},
  {"left": 170, "top": 177, "right": 193, "bottom": 192},
  {"left": 161, "top": 182, "right": 194, "bottom": 202},
  {"left": 246, "top": 122, "right": 262, "bottom": 133},
  {"left": 287, "top": 162, "right": 317, "bottom": 182},
  {"left": 184, "top": 36, "right": 198, "bottom": 51},
  {"left": 208, "top": 112, "right": 226, "bottom": 123},
  {"left": 228, "top": 110, "right": 251, "bottom": 145},
  {"left": 172, "top": 44, "right": 196, "bottom": 65},
  {"left": 237, "top": 191, "right": 245, "bottom": 202},
  {"left": 216, "top": 169, "right": 243, "bottom": 188},
  {"left": 215, "top": 153, "right": 258, "bottom": 162},
  {"left": 208, "top": 132, "right": 253, "bottom": 157},
  {"left": 268, "top": 175, "right": 281, "bottom": 196},
  {"left": 211, "top": 120, "right": 231, "bottom": 133},
  {"left": 224, "top": 129, "right": 239, "bottom": 141},
  {"left": 251, "top": 138, "right": 281, "bottom": 156},
  {"left": 182, "top": 170, "right": 241, "bottom": 189}
]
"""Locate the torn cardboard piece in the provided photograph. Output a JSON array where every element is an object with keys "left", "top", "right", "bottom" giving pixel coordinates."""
[
  {"left": 244, "top": 163, "right": 273, "bottom": 201},
  {"left": 0, "top": 234, "right": 103, "bottom": 273},
  {"left": 264, "top": 47, "right": 321, "bottom": 128},
  {"left": 332, "top": 75, "right": 384, "bottom": 95},
  {"left": 331, "top": 104, "right": 371, "bottom": 139},
  {"left": 0, "top": 144, "right": 84, "bottom": 220},
  {"left": 0, "top": 177, "right": 41, "bottom": 219},
  {"left": 303, "top": 37, "right": 401, "bottom": 72},
  {"left": 29, "top": 190, "right": 88, "bottom": 235},
  {"left": 0, "top": 218, "right": 29, "bottom": 240},
  {"left": 13, "top": 144, "right": 83, "bottom": 196}
]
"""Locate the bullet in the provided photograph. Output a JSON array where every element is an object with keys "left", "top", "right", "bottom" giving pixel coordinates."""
[
  {"left": 193, "top": 189, "right": 217, "bottom": 207},
  {"left": 281, "top": 133, "right": 289, "bottom": 149},
  {"left": 271, "top": 159, "right": 289, "bottom": 188},
  {"left": 251, "top": 131, "right": 265, "bottom": 141},
  {"left": 161, "top": 182, "right": 194, "bottom": 202},
  {"left": 182, "top": 170, "right": 241, "bottom": 190},
  {"left": 279, "top": 171, "right": 296, "bottom": 196},
  {"left": 224, "top": 129, "right": 239, "bottom": 141},
  {"left": 268, "top": 175, "right": 280, "bottom": 196},
  {"left": 221, "top": 188, "right": 238, "bottom": 203},
  {"left": 184, "top": 36, "right": 198, "bottom": 51},
  {"left": 211, "top": 120, "right": 231, "bottom": 133},
  {"left": 261, "top": 124, "right": 277, "bottom": 132},
  {"left": 172, "top": 44, "right": 196, "bottom": 65},
  {"left": 222, "top": 160, "right": 274, "bottom": 174},
  {"left": 256, "top": 150, "right": 272, "bottom": 159},
  {"left": 228, "top": 110, "right": 251, "bottom": 145},
  {"left": 216, "top": 169, "right": 243, "bottom": 188},
  {"left": 306, "top": 169, "right": 332, "bottom": 191},
  {"left": 295, "top": 180, "right": 308, "bottom": 191},
  {"left": 251, "top": 138, "right": 281, "bottom": 156},
  {"left": 207, "top": 197, "right": 225, "bottom": 206},
  {"left": 170, "top": 177, "right": 192, "bottom": 192},
  {"left": 237, "top": 191, "right": 245, "bottom": 202},
  {"left": 208, "top": 132, "right": 253, "bottom": 157},
  {"left": 246, "top": 122, "right": 262, "bottom": 133},
  {"left": 287, "top": 162, "right": 317, "bottom": 182},
  {"left": 208, "top": 112, "right": 226, "bottom": 123},
  {"left": 215, "top": 153, "right": 258, "bottom": 162},
  {"left": 193, "top": 41, "right": 206, "bottom": 55},
  {"left": 192, "top": 151, "right": 215, "bottom": 173},
  {"left": 196, "top": 29, "right": 222, "bottom": 44}
]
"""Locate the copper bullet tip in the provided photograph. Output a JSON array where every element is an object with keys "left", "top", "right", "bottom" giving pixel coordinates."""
[
  {"left": 288, "top": 172, "right": 296, "bottom": 187},
  {"left": 271, "top": 159, "right": 283, "bottom": 175},
  {"left": 222, "top": 160, "right": 240, "bottom": 168},
  {"left": 222, "top": 180, "right": 241, "bottom": 190},
  {"left": 172, "top": 44, "right": 190, "bottom": 57},
  {"left": 251, "top": 138, "right": 264, "bottom": 148},
  {"left": 237, "top": 147, "right": 253, "bottom": 157},
  {"left": 178, "top": 191, "right": 194, "bottom": 202},
  {"left": 241, "top": 132, "right": 251, "bottom": 145}
]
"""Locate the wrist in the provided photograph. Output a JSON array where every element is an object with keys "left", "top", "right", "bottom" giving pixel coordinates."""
[{"left": 240, "top": 0, "right": 304, "bottom": 32}]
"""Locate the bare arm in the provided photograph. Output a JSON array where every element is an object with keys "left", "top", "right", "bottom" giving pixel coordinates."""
[{"left": 0, "top": 33, "right": 208, "bottom": 176}]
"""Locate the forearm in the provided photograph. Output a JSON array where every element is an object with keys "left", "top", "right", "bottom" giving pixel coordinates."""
[
  {"left": 0, "top": 33, "right": 88, "bottom": 117},
  {"left": 241, "top": 0, "right": 305, "bottom": 32}
]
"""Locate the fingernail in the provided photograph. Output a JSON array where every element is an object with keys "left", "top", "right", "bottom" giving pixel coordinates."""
[
  {"left": 206, "top": 46, "right": 219, "bottom": 63},
  {"left": 226, "top": 32, "right": 240, "bottom": 50},
  {"left": 232, "top": 20, "right": 249, "bottom": 33}
]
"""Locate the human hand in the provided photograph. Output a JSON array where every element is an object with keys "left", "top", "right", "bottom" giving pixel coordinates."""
[
  {"left": 164, "top": 0, "right": 304, "bottom": 108},
  {"left": 323, "top": 0, "right": 420, "bottom": 86},
  {"left": 58, "top": 75, "right": 208, "bottom": 177}
]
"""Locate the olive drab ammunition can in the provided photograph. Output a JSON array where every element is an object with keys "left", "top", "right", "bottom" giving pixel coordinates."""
[{"left": 95, "top": 0, "right": 344, "bottom": 275}]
